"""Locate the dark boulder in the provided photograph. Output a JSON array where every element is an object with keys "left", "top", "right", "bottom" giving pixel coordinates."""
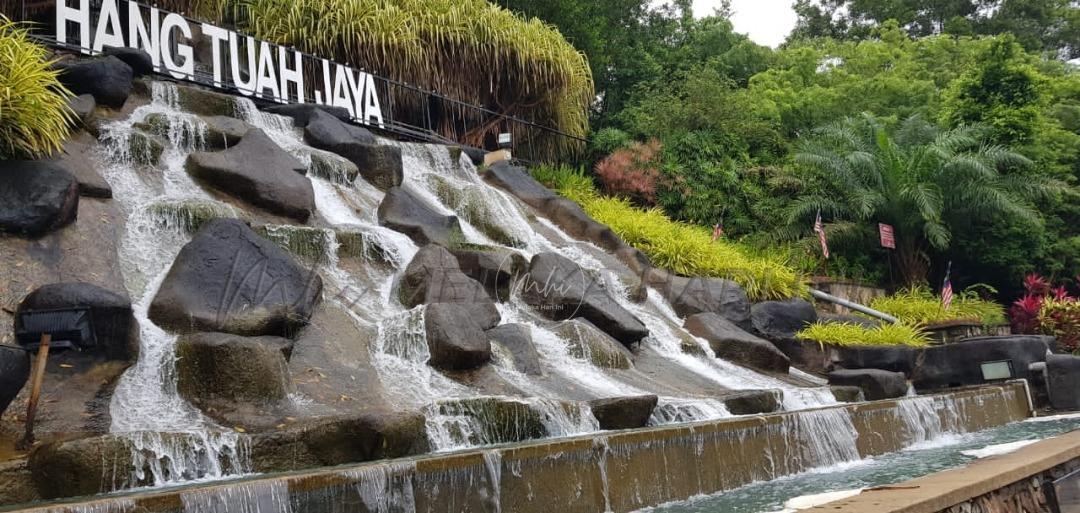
[
  {"left": 451, "top": 247, "right": 528, "bottom": 301},
  {"left": 264, "top": 104, "right": 353, "bottom": 127},
  {"left": 0, "top": 346, "right": 30, "bottom": 417},
  {"left": 828, "top": 369, "right": 908, "bottom": 401},
  {"left": 487, "top": 323, "right": 542, "bottom": 375},
  {"left": 303, "top": 110, "right": 402, "bottom": 189},
  {"left": 54, "top": 135, "right": 112, "bottom": 198},
  {"left": 770, "top": 338, "right": 833, "bottom": 374},
  {"left": 523, "top": 252, "right": 648, "bottom": 346},
  {"left": 174, "top": 83, "right": 238, "bottom": 117},
  {"left": 750, "top": 299, "right": 818, "bottom": 342},
  {"left": 458, "top": 146, "right": 486, "bottom": 166},
  {"left": 149, "top": 218, "right": 323, "bottom": 337},
  {"left": 377, "top": 187, "right": 464, "bottom": 247},
  {"left": 589, "top": 395, "right": 658, "bottom": 430},
  {"left": 16, "top": 282, "right": 136, "bottom": 361},
  {"left": 102, "top": 47, "right": 155, "bottom": 76},
  {"left": 424, "top": 303, "right": 492, "bottom": 370},
  {"left": 249, "top": 412, "right": 429, "bottom": 473},
  {"left": 430, "top": 397, "right": 550, "bottom": 444},
  {"left": 176, "top": 332, "right": 293, "bottom": 407},
  {"left": 1044, "top": 354, "right": 1080, "bottom": 411},
  {"left": 482, "top": 161, "right": 558, "bottom": 209},
  {"left": 186, "top": 129, "right": 315, "bottom": 221},
  {"left": 304, "top": 109, "right": 376, "bottom": 146},
  {"left": 0, "top": 160, "right": 79, "bottom": 237},
  {"left": 399, "top": 245, "right": 500, "bottom": 328},
  {"left": 54, "top": 56, "right": 133, "bottom": 108},
  {"left": 722, "top": 389, "right": 783, "bottom": 415},
  {"left": 684, "top": 313, "right": 790, "bottom": 373},
  {"left": 646, "top": 272, "right": 751, "bottom": 327},
  {"left": 911, "top": 335, "right": 1055, "bottom": 391}
]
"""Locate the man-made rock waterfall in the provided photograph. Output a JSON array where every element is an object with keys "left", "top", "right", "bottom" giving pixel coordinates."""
[{"left": 12, "top": 383, "right": 1030, "bottom": 513}]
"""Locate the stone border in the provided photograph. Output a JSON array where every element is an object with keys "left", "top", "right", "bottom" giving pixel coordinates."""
[{"left": 3, "top": 383, "right": 1030, "bottom": 513}]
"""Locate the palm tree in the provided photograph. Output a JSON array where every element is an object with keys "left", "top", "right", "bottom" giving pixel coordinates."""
[{"left": 787, "top": 114, "right": 1059, "bottom": 286}]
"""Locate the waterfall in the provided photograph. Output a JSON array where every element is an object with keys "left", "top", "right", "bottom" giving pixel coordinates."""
[
  {"left": 181, "top": 481, "right": 292, "bottom": 513},
  {"left": 346, "top": 462, "right": 418, "bottom": 513}
]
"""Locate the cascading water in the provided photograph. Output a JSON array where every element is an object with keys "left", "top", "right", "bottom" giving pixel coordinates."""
[{"left": 104, "top": 83, "right": 250, "bottom": 486}]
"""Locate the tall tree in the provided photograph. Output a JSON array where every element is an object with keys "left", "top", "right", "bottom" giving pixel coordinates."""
[{"left": 789, "top": 115, "right": 1056, "bottom": 286}]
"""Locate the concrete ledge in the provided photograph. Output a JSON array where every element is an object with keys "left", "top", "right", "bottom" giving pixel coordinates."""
[{"left": 815, "top": 427, "right": 1080, "bottom": 513}]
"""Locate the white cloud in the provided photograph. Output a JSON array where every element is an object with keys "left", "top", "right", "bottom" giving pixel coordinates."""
[{"left": 693, "top": 0, "right": 797, "bottom": 48}]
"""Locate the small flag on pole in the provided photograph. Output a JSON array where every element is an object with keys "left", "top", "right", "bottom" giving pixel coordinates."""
[
  {"left": 813, "top": 210, "right": 830, "bottom": 259},
  {"left": 712, "top": 221, "right": 724, "bottom": 242},
  {"left": 942, "top": 261, "right": 954, "bottom": 311}
]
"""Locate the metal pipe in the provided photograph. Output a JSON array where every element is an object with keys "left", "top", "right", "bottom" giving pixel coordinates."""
[{"left": 810, "top": 288, "right": 900, "bottom": 324}]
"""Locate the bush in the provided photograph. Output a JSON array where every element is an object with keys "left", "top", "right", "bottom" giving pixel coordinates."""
[
  {"left": 0, "top": 16, "right": 73, "bottom": 159},
  {"left": 556, "top": 181, "right": 806, "bottom": 300},
  {"left": 593, "top": 139, "right": 664, "bottom": 205},
  {"left": 1038, "top": 298, "right": 1080, "bottom": 353},
  {"left": 530, "top": 164, "right": 593, "bottom": 194},
  {"left": 796, "top": 322, "right": 931, "bottom": 348},
  {"left": 868, "top": 286, "right": 1006, "bottom": 326}
]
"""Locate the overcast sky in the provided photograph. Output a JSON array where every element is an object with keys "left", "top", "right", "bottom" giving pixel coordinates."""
[{"left": 694, "top": 0, "right": 798, "bottom": 47}]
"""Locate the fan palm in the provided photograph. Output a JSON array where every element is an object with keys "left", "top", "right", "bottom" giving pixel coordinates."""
[{"left": 788, "top": 114, "right": 1059, "bottom": 286}]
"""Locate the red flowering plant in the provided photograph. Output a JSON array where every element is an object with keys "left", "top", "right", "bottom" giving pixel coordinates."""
[
  {"left": 594, "top": 139, "right": 665, "bottom": 207},
  {"left": 1010, "top": 274, "right": 1080, "bottom": 353}
]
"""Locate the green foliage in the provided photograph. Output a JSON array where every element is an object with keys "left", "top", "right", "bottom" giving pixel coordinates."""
[
  {"left": 530, "top": 164, "right": 594, "bottom": 195},
  {"left": 556, "top": 181, "right": 807, "bottom": 300},
  {"left": 796, "top": 322, "right": 931, "bottom": 347},
  {"left": 0, "top": 16, "right": 73, "bottom": 159},
  {"left": 869, "top": 286, "right": 1007, "bottom": 326},
  {"left": 1038, "top": 298, "right": 1080, "bottom": 353},
  {"left": 183, "top": 0, "right": 592, "bottom": 159},
  {"left": 789, "top": 114, "right": 1060, "bottom": 285}
]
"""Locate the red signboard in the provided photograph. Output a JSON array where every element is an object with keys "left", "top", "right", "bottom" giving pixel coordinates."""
[{"left": 879, "top": 223, "right": 896, "bottom": 249}]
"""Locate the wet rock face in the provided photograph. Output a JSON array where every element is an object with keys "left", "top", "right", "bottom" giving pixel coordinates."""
[
  {"left": 828, "top": 369, "right": 908, "bottom": 401},
  {"left": 54, "top": 56, "right": 133, "bottom": 108},
  {"left": 67, "top": 95, "right": 96, "bottom": 127},
  {"left": 400, "top": 245, "right": 495, "bottom": 315},
  {"left": 482, "top": 161, "right": 558, "bottom": 209},
  {"left": 684, "top": 313, "right": 790, "bottom": 373},
  {"left": 28, "top": 435, "right": 138, "bottom": 498},
  {"left": 451, "top": 248, "right": 528, "bottom": 301},
  {"left": 830, "top": 385, "right": 865, "bottom": 403},
  {"left": 378, "top": 187, "right": 464, "bottom": 247},
  {"left": 0, "top": 346, "right": 30, "bottom": 418},
  {"left": 53, "top": 133, "right": 112, "bottom": 198},
  {"left": 249, "top": 412, "right": 430, "bottom": 473},
  {"left": 487, "top": 323, "right": 543, "bottom": 375},
  {"left": 554, "top": 320, "right": 635, "bottom": 369},
  {"left": 750, "top": 299, "right": 818, "bottom": 342},
  {"left": 523, "top": 252, "right": 649, "bottom": 346},
  {"left": 186, "top": 129, "right": 315, "bottom": 221},
  {"left": 832, "top": 344, "right": 918, "bottom": 375},
  {"left": 16, "top": 282, "right": 136, "bottom": 361},
  {"left": 303, "top": 110, "right": 402, "bottom": 189},
  {"left": 429, "top": 397, "right": 552, "bottom": 444},
  {"left": 264, "top": 104, "right": 353, "bottom": 127},
  {"left": 1046, "top": 354, "right": 1080, "bottom": 411},
  {"left": 424, "top": 303, "right": 492, "bottom": 371},
  {"left": 589, "top": 395, "right": 658, "bottom": 430},
  {"left": 0, "top": 161, "right": 80, "bottom": 237},
  {"left": 175, "top": 332, "right": 293, "bottom": 408},
  {"left": 149, "top": 218, "right": 323, "bottom": 337}
]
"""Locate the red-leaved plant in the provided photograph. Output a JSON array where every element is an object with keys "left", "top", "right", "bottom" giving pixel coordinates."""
[
  {"left": 1011, "top": 273, "right": 1080, "bottom": 353},
  {"left": 594, "top": 139, "right": 664, "bottom": 206}
]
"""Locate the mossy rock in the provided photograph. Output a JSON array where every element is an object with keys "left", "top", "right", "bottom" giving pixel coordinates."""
[
  {"left": 147, "top": 199, "right": 243, "bottom": 234},
  {"left": 175, "top": 332, "right": 292, "bottom": 406},
  {"left": 174, "top": 83, "right": 239, "bottom": 117},
  {"left": 427, "top": 174, "right": 524, "bottom": 248},
  {"left": 430, "top": 397, "right": 548, "bottom": 445},
  {"left": 127, "top": 129, "right": 163, "bottom": 166},
  {"left": 137, "top": 112, "right": 250, "bottom": 150},
  {"left": 554, "top": 320, "right": 634, "bottom": 369},
  {"left": 336, "top": 229, "right": 394, "bottom": 264},
  {"left": 302, "top": 148, "right": 360, "bottom": 184},
  {"left": 254, "top": 224, "right": 337, "bottom": 264}
]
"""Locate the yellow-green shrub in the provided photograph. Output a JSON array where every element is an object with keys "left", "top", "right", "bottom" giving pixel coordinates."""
[
  {"left": 796, "top": 322, "right": 931, "bottom": 348},
  {"left": 0, "top": 16, "right": 73, "bottom": 159},
  {"left": 555, "top": 180, "right": 806, "bottom": 300},
  {"left": 869, "top": 287, "right": 1006, "bottom": 327}
]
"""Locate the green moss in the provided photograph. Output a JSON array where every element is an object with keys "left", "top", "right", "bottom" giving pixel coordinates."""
[
  {"left": 255, "top": 225, "right": 336, "bottom": 264},
  {"left": 303, "top": 148, "right": 359, "bottom": 184},
  {"left": 427, "top": 174, "right": 524, "bottom": 248},
  {"left": 429, "top": 397, "right": 547, "bottom": 445},
  {"left": 335, "top": 230, "right": 393, "bottom": 264},
  {"left": 554, "top": 321, "right": 633, "bottom": 369},
  {"left": 147, "top": 199, "right": 242, "bottom": 234},
  {"left": 128, "top": 130, "right": 164, "bottom": 166}
]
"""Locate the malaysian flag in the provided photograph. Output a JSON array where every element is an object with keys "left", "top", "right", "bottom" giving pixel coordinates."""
[
  {"left": 942, "top": 261, "right": 954, "bottom": 310},
  {"left": 712, "top": 221, "right": 724, "bottom": 242},
  {"left": 813, "top": 210, "right": 830, "bottom": 259}
]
